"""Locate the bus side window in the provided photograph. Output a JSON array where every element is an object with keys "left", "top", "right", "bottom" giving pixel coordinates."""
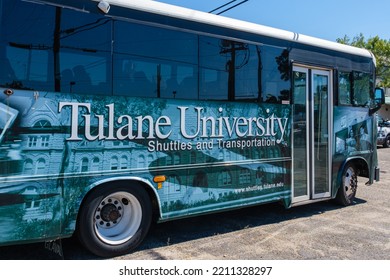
[
  {"left": 113, "top": 20, "right": 198, "bottom": 99},
  {"left": 353, "top": 71, "right": 371, "bottom": 106},
  {"left": 178, "top": 75, "right": 198, "bottom": 100},
  {"left": 199, "top": 68, "right": 228, "bottom": 101},
  {"left": 260, "top": 46, "right": 290, "bottom": 104},
  {"left": 235, "top": 44, "right": 261, "bottom": 102},
  {"left": 59, "top": 8, "right": 112, "bottom": 95},
  {"left": 199, "top": 37, "right": 229, "bottom": 101},
  {"left": 338, "top": 72, "right": 352, "bottom": 105},
  {"left": 0, "top": 57, "right": 16, "bottom": 87},
  {"left": 162, "top": 64, "right": 197, "bottom": 100}
]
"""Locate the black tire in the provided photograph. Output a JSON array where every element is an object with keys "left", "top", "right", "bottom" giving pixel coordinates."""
[
  {"left": 335, "top": 163, "right": 358, "bottom": 206},
  {"left": 77, "top": 182, "right": 152, "bottom": 258}
]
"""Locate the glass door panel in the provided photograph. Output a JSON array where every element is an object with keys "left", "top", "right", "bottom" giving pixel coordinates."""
[
  {"left": 292, "top": 68, "right": 309, "bottom": 202},
  {"left": 312, "top": 70, "right": 331, "bottom": 198},
  {"left": 292, "top": 66, "right": 331, "bottom": 203}
]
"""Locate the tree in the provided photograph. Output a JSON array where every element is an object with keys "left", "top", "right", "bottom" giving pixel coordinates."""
[{"left": 337, "top": 33, "right": 390, "bottom": 88}]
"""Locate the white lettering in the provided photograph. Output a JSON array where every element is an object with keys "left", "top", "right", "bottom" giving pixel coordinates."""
[
  {"left": 58, "top": 102, "right": 90, "bottom": 141},
  {"left": 179, "top": 106, "right": 202, "bottom": 139},
  {"left": 59, "top": 102, "right": 289, "bottom": 144}
]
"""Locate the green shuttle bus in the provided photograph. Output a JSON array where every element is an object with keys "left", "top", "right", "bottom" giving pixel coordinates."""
[{"left": 0, "top": 0, "right": 384, "bottom": 257}]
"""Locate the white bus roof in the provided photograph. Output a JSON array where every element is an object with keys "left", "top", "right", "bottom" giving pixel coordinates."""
[{"left": 92, "top": 0, "right": 373, "bottom": 60}]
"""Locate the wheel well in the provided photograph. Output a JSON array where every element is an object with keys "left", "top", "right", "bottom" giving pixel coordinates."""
[
  {"left": 139, "top": 181, "right": 161, "bottom": 223},
  {"left": 348, "top": 158, "right": 369, "bottom": 178},
  {"left": 77, "top": 179, "right": 161, "bottom": 228}
]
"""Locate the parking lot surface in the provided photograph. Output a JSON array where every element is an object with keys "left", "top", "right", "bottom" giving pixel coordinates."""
[{"left": 1, "top": 148, "right": 390, "bottom": 260}]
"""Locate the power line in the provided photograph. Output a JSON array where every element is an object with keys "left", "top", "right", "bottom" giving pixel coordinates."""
[
  {"left": 209, "top": 0, "right": 237, "bottom": 14},
  {"left": 209, "top": 0, "right": 249, "bottom": 15}
]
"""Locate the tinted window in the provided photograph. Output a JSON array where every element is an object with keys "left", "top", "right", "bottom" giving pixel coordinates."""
[
  {"left": 338, "top": 72, "right": 352, "bottom": 105},
  {"left": 337, "top": 71, "right": 373, "bottom": 107},
  {"left": 0, "top": 1, "right": 55, "bottom": 90},
  {"left": 0, "top": 0, "right": 112, "bottom": 94},
  {"left": 0, "top": 0, "right": 290, "bottom": 103},
  {"left": 353, "top": 71, "right": 371, "bottom": 106},
  {"left": 59, "top": 10, "right": 112, "bottom": 95},
  {"left": 261, "top": 46, "right": 290, "bottom": 103},
  {"left": 113, "top": 21, "right": 198, "bottom": 99},
  {"left": 235, "top": 44, "right": 261, "bottom": 101},
  {"left": 199, "top": 37, "right": 262, "bottom": 101},
  {"left": 198, "top": 37, "right": 290, "bottom": 102},
  {"left": 114, "top": 22, "right": 197, "bottom": 64},
  {"left": 199, "top": 37, "right": 229, "bottom": 100}
]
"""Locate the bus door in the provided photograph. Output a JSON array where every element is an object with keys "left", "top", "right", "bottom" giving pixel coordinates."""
[{"left": 292, "top": 66, "right": 332, "bottom": 203}]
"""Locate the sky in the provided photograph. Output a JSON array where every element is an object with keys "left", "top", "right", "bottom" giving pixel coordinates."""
[{"left": 153, "top": 0, "right": 390, "bottom": 42}]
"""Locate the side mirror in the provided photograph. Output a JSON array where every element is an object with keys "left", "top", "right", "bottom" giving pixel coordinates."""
[
  {"left": 375, "top": 88, "right": 385, "bottom": 105},
  {"left": 369, "top": 88, "right": 385, "bottom": 115}
]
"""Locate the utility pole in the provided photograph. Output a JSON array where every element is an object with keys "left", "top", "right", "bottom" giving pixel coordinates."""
[
  {"left": 220, "top": 41, "right": 248, "bottom": 101},
  {"left": 53, "top": 7, "right": 62, "bottom": 92},
  {"left": 210, "top": 1, "right": 250, "bottom": 100}
]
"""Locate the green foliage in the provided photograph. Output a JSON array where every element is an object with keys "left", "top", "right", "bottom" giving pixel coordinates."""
[{"left": 337, "top": 33, "right": 390, "bottom": 88}]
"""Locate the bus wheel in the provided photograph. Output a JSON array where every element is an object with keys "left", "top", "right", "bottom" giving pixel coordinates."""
[
  {"left": 335, "top": 163, "right": 357, "bottom": 206},
  {"left": 77, "top": 184, "right": 152, "bottom": 258}
]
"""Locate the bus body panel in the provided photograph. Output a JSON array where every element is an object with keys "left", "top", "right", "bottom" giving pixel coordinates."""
[
  {"left": 332, "top": 106, "right": 375, "bottom": 195},
  {"left": 0, "top": 90, "right": 292, "bottom": 244}
]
